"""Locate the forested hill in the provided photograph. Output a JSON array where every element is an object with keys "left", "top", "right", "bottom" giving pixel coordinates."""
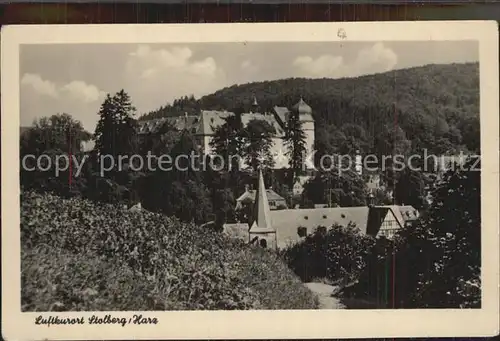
[{"left": 141, "top": 62, "right": 480, "bottom": 154}]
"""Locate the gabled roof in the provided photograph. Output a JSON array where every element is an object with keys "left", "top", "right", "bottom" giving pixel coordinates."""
[
  {"left": 137, "top": 115, "right": 200, "bottom": 135},
  {"left": 241, "top": 113, "right": 285, "bottom": 137},
  {"left": 273, "top": 105, "right": 313, "bottom": 123},
  {"left": 398, "top": 205, "right": 420, "bottom": 221},
  {"left": 273, "top": 106, "right": 290, "bottom": 126},
  {"left": 236, "top": 188, "right": 286, "bottom": 203},
  {"left": 199, "top": 110, "right": 233, "bottom": 135},
  {"left": 366, "top": 205, "right": 419, "bottom": 236},
  {"left": 366, "top": 207, "right": 393, "bottom": 236},
  {"left": 137, "top": 118, "right": 169, "bottom": 134}
]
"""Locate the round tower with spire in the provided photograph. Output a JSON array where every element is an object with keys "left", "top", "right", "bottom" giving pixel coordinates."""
[{"left": 291, "top": 97, "right": 315, "bottom": 166}]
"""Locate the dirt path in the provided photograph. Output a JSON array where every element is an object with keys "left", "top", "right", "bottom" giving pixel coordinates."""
[{"left": 305, "top": 282, "right": 346, "bottom": 309}]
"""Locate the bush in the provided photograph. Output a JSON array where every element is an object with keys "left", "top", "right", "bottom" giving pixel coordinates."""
[
  {"left": 282, "top": 223, "right": 375, "bottom": 284},
  {"left": 21, "top": 191, "right": 317, "bottom": 311}
]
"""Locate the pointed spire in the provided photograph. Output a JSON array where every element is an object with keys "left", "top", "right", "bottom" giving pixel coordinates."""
[
  {"left": 249, "top": 169, "right": 274, "bottom": 232},
  {"left": 252, "top": 96, "right": 258, "bottom": 107}
]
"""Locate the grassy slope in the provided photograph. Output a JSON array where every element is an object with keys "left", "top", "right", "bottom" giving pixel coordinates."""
[{"left": 21, "top": 191, "right": 318, "bottom": 311}]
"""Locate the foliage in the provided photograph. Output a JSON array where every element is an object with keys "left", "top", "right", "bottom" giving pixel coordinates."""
[
  {"left": 243, "top": 119, "right": 276, "bottom": 171},
  {"left": 393, "top": 168, "right": 426, "bottom": 209},
  {"left": 193, "top": 63, "right": 479, "bottom": 156},
  {"left": 282, "top": 223, "right": 375, "bottom": 283},
  {"left": 20, "top": 113, "right": 92, "bottom": 198},
  {"left": 21, "top": 191, "right": 318, "bottom": 311},
  {"left": 302, "top": 164, "right": 368, "bottom": 207},
  {"left": 344, "top": 156, "right": 481, "bottom": 308},
  {"left": 20, "top": 113, "right": 91, "bottom": 156},
  {"left": 283, "top": 109, "right": 307, "bottom": 183},
  {"left": 395, "top": 156, "right": 481, "bottom": 308},
  {"left": 209, "top": 109, "right": 246, "bottom": 172},
  {"left": 94, "top": 90, "right": 138, "bottom": 175}
]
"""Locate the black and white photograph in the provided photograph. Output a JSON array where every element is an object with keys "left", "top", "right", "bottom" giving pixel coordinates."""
[{"left": 2, "top": 22, "right": 499, "bottom": 340}]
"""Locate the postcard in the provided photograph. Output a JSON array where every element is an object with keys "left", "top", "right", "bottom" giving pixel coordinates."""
[{"left": 2, "top": 21, "right": 499, "bottom": 340}]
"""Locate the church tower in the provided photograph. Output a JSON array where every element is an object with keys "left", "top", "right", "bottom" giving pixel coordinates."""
[{"left": 248, "top": 169, "right": 277, "bottom": 249}]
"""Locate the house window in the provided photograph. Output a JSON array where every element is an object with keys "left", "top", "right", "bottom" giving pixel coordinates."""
[
  {"left": 259, "top": 239, "right": 268, "bottom": 248},
  {"left": 297, "top": 226, "right": 307, "bottom": 237}
]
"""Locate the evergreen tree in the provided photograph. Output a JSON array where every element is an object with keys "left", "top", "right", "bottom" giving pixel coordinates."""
[
  {"left": 284, "top": 109, "right": 307, "bottom": 185},
  {"left": 94, "top": 90, "right": 138, "bottom": 175},
  {"left": 243, "top": 119, "right": 275, "bottom": 171},
  {"left": 394, "top": 168, "right": 426, "bottom": 209},
  {"left": 209, "top": 109, "right": 246, "bottom": 172}
]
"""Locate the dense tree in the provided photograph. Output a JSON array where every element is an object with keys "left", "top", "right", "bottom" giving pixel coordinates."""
[
  {"left": 137, "top": 130, "right": 213, "bottom": 224},
  {"left": 243, "top": 119, "right": 276, "bottom": 171},
  {"left": 395, "top": 156, "right": 481, "bottom": 308},
  {"left": 283, "top": 223, "right": 375, "bottom": 283},
  {"left": 302, "top": 165, "right": 368, "bottom": 207},
  {"left": 347, "top": 156, "right": 482, "bottom": 308},
  {"left": 94, "top": 90, "right": 138, "bottom": 175},
  {"left": 21, "top": 113, "right": 91, "bottom": 156},
  {"left": 393, "top": 168, "right": 426, "bottom": 209},
  {"left": 338, "top": 123, "right": 370, "bottom": 156},
  {"left": 20, "top": 113, "right": 91, "bottom": 197},
  {"left": 209, "top": 109, "right": 246, "bottom": 172}
]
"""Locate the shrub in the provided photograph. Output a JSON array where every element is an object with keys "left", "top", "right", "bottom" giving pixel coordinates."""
[
  {"left": 282, "top": 223, "right": 374, "bottom": 284},
  {"left": 21, "top": 191, "right": 317, "bottom": 311}
]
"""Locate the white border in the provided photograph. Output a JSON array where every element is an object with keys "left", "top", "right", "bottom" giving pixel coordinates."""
[{"left": 2, "top": 22, "right": 499, "bottom": 340}]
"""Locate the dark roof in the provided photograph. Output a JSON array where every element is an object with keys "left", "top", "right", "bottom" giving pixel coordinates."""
[
  {"left": 237, "top": 189, "right": 286, "bottom": 203},
  {"left": 292, "top": 98, "right": 312, "bottom": 115},
  {"left": 137, "top": 115, "right": 199, "bottom": 135},
  {"left": 366, "top": 207, "right": 391, "bottom": 236}
]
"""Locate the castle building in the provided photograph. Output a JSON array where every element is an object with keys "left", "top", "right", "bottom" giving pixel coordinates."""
[
  {"left": 196, "top": 98, "right": 315, "bottom": 169},
  {"left": 136, "top": 98, "right": 316, "bottom": 170}
]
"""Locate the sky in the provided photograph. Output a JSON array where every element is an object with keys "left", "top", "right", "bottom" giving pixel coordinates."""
[{"left": 20, "top": 40, "right": 478, "bottom": 132}]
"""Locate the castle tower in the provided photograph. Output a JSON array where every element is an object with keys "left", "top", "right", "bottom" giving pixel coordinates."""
[
  {"left": 291, "top": 98, "right": 315, "bottom": 169},
  {"left": 249, "top": 169, "right": 277, "bottom": 249}
]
